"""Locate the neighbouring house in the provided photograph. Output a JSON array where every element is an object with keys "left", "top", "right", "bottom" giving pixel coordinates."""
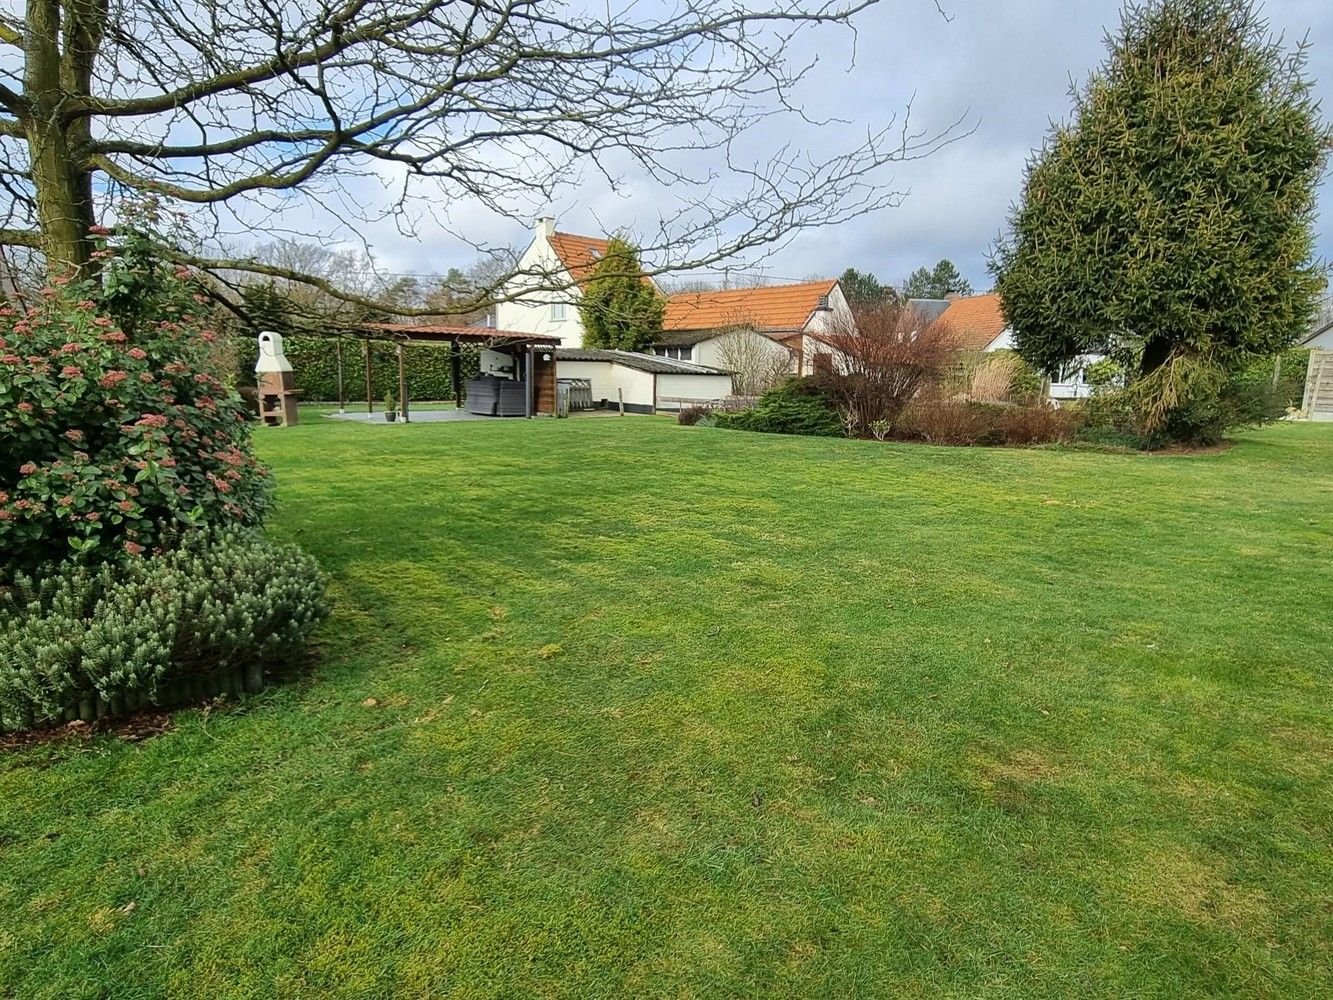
[
  {"left": 494, "top": 217, "right": 857, "bottom": 386},
  {"left": 1301, "top": 317, "right": 1333, "bottom": 351},
  {"left": 935, "top": 292, "right": 1102, "bottom": 400},
  {"left": 651, "top": 279, "right": 856, "bottom": 382},
  {"left": 555, "top": 348, "right": 733, "bottom": 413}
]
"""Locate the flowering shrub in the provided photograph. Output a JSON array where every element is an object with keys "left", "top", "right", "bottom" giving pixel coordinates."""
[
  {"left": 0, "top": 527, "right": 328, "bottom": 730},
  {"left": 0, "top": 251, "right": 270, "bottom": 572}
]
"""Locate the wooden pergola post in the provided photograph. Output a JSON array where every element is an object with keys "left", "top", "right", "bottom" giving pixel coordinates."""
[
  {"left": 335, "top": 338, "right": 346, "bottom": 413},
  {"left": 450, "top": 338, "right": 463, "bottom": 407},
  {"left": 364, "top": 339, "right": 374, "bottom": 413},
  {"left": 397, "top": 342, "right": 409, "bottom": 423}
]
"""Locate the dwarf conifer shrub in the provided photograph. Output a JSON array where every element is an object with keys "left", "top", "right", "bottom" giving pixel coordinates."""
[
  {"left": 0, "top": 528, "right": 328, "bottom": 731},
  {"left": 713, "top": 379, "right": 843, "bottom": 437}
]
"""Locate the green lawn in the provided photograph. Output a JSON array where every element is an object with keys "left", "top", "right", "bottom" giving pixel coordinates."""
[{"left": 3, "top": 417, "right": 1331, "bottom": 998}]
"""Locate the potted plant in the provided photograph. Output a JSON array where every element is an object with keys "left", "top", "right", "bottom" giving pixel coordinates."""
[{"left": 385, "top": 392, "right": 398, "bottom": 422}]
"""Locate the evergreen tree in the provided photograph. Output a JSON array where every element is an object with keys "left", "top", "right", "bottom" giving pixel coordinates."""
[
  {"left": 993, "top": 0, "right": 1329, "bottom": 417},
  {"left": 839, "top": 267, "right": 898, "bottom": 307},
  {"left": 901, "top": 260, "right": 973, "bottom": 298},
  {"left": 578, "top": 237, "right": 665, "bottom": 351}
]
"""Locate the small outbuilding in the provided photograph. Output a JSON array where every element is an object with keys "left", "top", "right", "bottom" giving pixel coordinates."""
[{"left": 555, "top": 348, "right": 733, "bottom": 413}]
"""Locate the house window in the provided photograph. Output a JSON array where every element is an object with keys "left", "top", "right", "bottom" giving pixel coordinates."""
[
  {"left": 551, "top": 302, "right": 567, "bottom": 322},
  {"left": 659, "top": 346, "right": 692, "bottom": 361}
]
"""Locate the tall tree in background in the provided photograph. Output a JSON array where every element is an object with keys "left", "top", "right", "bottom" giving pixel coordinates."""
[
  {"left": 0, "top": 1, "right": 959, "bottom": 313},
  {"left": 839, "top": 267, "right": 898, "bottom": 308},
  {"left": 993, "top": 0, "right": 1329, "bottom": 424},
  {"left": 901, "top": 260, "right": 973, "bottom": 298},
  {"left": 579, "top": 238, "right": 664, "bottom": 352}
]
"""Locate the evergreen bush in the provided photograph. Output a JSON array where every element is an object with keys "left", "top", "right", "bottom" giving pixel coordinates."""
[
  {"left": 713, "top": 379, "right": 843, "bottom": 437},
  {"left": 0, "top": 527, "right": 328, "bottom": 731}
]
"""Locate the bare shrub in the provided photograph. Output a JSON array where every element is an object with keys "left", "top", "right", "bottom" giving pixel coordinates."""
[
  {"left": 677, "top": 405, "right": 712, "bottom": 426},
  {"left": 995, "top": 405, "right": 1079, "bottom": 445},
  {"left": 816, "top": 305, "right": 960, "bottom": 437},
  {"left": 713, "top": 321, "right": 794, "bottom": 396},
  {"left": 897, "top": 400, "right": 1001, "bottom": 446}
]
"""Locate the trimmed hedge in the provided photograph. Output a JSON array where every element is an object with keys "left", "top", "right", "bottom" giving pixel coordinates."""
[
  {"left": 223, "top": 335, "right": 481, "bottom": 402},
  {"left": 0, "top": 527, "right": 329, "bottom": 732}
]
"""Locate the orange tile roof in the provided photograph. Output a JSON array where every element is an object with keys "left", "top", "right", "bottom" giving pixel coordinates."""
[
  {"left": 547, "top": 231, "right": 612, "bottom": 287},
  {"left": 937, "top": 293, "right": 1008, "bottom": 351},
  {"left": 663, "top": 279, "right": 838, "bottom": 333}
]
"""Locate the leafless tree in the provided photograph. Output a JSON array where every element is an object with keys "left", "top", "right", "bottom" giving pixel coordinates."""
[
  {"left": 0, "top": 1, "right": 962, "bottom": 314},
  {"left": 818, "top": 303, "right": 959, "bottom": 437},
  {"left": 713, "top": 320, "right": 795, "bottom": 395}
]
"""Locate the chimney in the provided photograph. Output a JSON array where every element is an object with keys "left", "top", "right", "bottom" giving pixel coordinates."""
[{"left": 535, "top": 216, "right": 556, "bottom": 240}]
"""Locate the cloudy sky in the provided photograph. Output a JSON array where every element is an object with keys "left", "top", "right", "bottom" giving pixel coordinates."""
[{"left": 328, "top": 0, "right": 1333, "bottom": 292}]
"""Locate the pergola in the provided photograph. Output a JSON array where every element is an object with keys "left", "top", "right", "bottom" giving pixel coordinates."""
[{"left": 330, "top": 323, "right": 563, "bottom": 421}]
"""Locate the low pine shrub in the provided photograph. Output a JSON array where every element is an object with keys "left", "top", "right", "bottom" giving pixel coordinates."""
[
  {"left": 0, "top": 528, "right": 329, "bottom": 731},
  {"left": 713, "top": 379, "right": 843, "bottom": 437}
]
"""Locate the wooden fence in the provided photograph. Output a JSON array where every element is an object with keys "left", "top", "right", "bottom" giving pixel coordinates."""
[{"left": 1303, "top": 350, "right": 1333, "bottom": 422}]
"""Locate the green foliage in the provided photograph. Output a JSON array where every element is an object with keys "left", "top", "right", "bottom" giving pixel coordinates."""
[
  {"left": 713, "top": 378, "right": 844, "bottom": 437},
  {"left": 839, "top": 267, "right": 897, "bottom": 307},
  {"left": 1083, "top": 357, "right": 1126, "bottom": 391},
  {"left": 993, "top": 0, "right": 1330, "bottom": 433},
  {"left": 0, "top": 527, "right": 328, "bottom": 730},
  {"left": 3, "top": 418, "right": 1333, "bottom": 995},
  {"left": 901, "top": 259, "right": 974, "bottom": 299},
  {"left": 1, "top": 238, "right": 271, "bottom": 572},
  {"left": 578, "top": 237, "right": 665, "bottom": 351}
]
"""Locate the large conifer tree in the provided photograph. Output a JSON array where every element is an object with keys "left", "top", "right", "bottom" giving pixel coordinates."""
[{"left": 993, "top": 0, "right": 1329, "bottom": 412}]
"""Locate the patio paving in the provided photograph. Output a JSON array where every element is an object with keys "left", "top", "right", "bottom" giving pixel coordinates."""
[{"left": 325, "top": 408, "right": 509, "bottom": 424}]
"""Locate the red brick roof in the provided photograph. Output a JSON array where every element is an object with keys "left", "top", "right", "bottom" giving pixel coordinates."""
[
  {"left": 937, "top": 293, "right": 1008, "bottom": 351},
  {"left": 663, "top": 279, "right": 838, "bottom": 333}
]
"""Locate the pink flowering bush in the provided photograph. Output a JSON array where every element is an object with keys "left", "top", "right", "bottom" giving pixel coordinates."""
[{"left": 0, "top": 244, "right": 270, "bottom": 572}]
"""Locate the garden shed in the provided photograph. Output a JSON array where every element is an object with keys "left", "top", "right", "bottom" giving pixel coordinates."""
[{"left": 554, "top": 348, "right": 733, "bottom": 413}]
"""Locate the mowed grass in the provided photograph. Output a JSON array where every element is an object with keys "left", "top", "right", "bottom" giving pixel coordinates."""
[{"left": 2, "top": 415, "right": 1331, "bottom": 998}]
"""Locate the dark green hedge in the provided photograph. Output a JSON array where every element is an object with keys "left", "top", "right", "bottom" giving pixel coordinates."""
[{"left": 222, "top": 335, "right": 480, "bottom": 402}]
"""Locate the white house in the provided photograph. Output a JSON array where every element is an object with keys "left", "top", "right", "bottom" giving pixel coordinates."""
[
  {"left": 936, "top": 293, "right": 1101, "bottom": 400},
  {"left": 494, "top": 218, "right": 656, "bottom": 348},
  {"left": 494, "top": 217, "right": 857, "bottom": 381},
  {"left": 1301, "top": 318, "right": 1333, "bottom": 351},
  {"left": 651, "top": 279, "right": 857, "bottom": 383}
]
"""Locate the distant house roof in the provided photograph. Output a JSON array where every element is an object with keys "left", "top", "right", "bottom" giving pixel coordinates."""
[
  {"left": 548, "top": 232, "right": 611, "bottom": 287},
  {"left": 662, "top": 279, "right": 839, "bottom": 334},
  {"left": 937, "top": 293, "right": 1009, "bottom": 351},
  {"left": 1302, "top": 318, "right": 1333, "bottom": 347},
  {"left": 556, "top": 348, "right": 730, "bottom": 376},
  {"left": 905, "top": 298, "right": 951, "bottom": 323}
]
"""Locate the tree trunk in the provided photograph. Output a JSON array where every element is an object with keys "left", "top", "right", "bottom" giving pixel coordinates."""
[
  {"left": 1139, "top": 336, "right": 1173, "bottom": 378},
  {"left": 24, "top": 0, "right": 101, "bottom": 277}
]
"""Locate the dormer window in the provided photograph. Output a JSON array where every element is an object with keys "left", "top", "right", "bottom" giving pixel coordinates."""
[{"left": 551, "top": 302, "right": 567, "bottom": 321}]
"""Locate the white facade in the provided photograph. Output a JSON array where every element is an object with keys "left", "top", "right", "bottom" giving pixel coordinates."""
[
  {"left": 557, "top": 354, "right": 733, "bottom": 413},
  {"left": 494, "top": 218, "right": 588, "bottom": 348},
  {"left": 556, "top": 359, "right": 655, "bottom": 409}
]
